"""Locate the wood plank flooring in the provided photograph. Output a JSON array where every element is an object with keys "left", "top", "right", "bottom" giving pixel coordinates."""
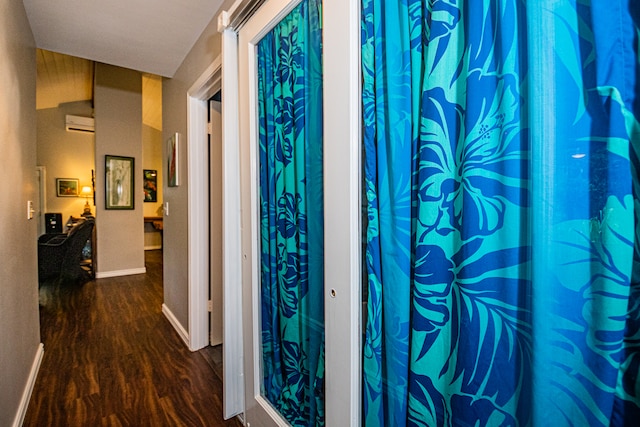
[{"left": 24, "top": 250, "right": 243, "bottom": 427}]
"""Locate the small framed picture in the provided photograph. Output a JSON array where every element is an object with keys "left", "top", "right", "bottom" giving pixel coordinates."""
[
  {"left": 143, "top": 169, "right": 158, "bottom": 202},
  {"left": 56, "top": 178, "right": 79, "bottom": 197},
  {"left": 105, "top": 155, "right": 135, "bottom": 210}
]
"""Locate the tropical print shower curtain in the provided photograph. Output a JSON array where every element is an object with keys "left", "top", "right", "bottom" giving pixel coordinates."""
[
  {"left": 256, "top": 0, "right": 324, "bottom": 425},
  {"left": 362, "top": 1, "right": 640, "bottom": 426}
]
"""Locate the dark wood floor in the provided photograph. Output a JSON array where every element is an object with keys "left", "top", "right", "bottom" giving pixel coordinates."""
[{"left": 24, "top": 250, "right": 243, "bottom": 427}]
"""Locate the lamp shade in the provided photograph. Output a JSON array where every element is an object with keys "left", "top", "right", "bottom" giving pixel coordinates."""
[{"left": 80, "top": 186, "right": 93, "bottom": 196}]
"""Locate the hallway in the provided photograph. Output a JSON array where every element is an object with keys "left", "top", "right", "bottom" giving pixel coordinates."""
[{"left": 24, "top": 250, "right": 241, "bottom": 426}]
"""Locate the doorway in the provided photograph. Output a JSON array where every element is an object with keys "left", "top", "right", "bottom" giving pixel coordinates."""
[
  {"left": 187, "top": 55, "right": 244, "bottom": 420},
  {"left": 209, "top": 95, "right": 223, "bottom": 346}
]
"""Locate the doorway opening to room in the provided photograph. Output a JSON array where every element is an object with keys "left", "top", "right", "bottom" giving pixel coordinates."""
[{"left": 142, "top": 73, "right": 165, "bottom": 255}]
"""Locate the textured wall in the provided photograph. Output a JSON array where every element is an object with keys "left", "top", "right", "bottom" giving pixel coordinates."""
[{"left": 0, "top": 0, "right": 42, "bottom": 424}]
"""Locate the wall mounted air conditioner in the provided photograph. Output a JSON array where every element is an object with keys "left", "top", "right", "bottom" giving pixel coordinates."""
[{"left": 65, "top": 115, "right": 95, "bottom": 133}]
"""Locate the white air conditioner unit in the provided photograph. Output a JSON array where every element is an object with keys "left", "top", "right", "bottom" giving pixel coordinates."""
[{"left": 65, "top": 115, "right": 95, "bottom": 133}]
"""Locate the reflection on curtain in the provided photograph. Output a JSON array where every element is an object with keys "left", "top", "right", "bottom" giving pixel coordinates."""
[
  {"left": 362, "top": 1, "right": 640, "bottom": 425},
  {"left": 257, "top": 0, "right": 324, "bottom": 425}
]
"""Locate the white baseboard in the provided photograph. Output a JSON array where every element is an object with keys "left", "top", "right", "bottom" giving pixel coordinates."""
[
  {"left": 162, "top": 303, "right": 190, "bottom": 349},
  {"left": 13, "top": 343, "right": 44, "bottom": 427},
  {"left": 144, "top": 245, "right": 162, "bottom": 251},
  {"left": 95, "top": 267, "right": 146, "bottom": 279}
]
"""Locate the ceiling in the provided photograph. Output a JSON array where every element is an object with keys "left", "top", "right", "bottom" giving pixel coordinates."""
[
  {"left": 24, "top": 0, "right": 226, "bottom": 78},
  {"left": 36, "top": 49, "right": 93, "bottom": 110},
  {"left": 36, "top": 49, "right": 163, "bottom": 131}
]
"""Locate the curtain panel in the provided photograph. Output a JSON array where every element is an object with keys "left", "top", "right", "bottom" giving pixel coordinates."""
[
  {"left": 257, "top": 0, "right": 324, "bottom": 425},
  {"left": 362, "top": 1, "right": 640, "bottom": 425}
]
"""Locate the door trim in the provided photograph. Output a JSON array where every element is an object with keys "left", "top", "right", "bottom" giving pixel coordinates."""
[{"left": 187, "top": 58, "right": 221, "bottom": 352}]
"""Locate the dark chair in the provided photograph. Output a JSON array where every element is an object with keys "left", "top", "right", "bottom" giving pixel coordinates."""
[{"left": 38, "top": 218, "right": 95, "bottom": 284}]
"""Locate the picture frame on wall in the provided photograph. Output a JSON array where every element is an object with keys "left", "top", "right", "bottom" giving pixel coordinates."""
[
  {"left": 105, "top": 155, "right": 134, "bottom": 210},
  {"left": 167, "top": 132, "right": 180, "bottom": 187},
  {"left": 143, "top": 169, "right": 157, "bottom": 202},
  {"left": 56, "top": 178, "right": 79, "bottom": 197}
]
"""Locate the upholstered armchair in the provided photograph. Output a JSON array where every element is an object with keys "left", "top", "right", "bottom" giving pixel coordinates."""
[{"left": 38, "top": 218, "right": 95, "bottom": 284}]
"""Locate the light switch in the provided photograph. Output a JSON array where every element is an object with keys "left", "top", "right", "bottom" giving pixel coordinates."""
[
  {"left": 27, "top": 200, "right": 35, "bottom": 219},
  {"left": 164, "top": 202, "right": 169, "bottom": 216}
]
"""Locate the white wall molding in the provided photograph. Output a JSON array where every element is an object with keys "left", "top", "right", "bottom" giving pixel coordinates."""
[
  {"left": 95, "top": 267, "right": 146, "bottom": 279},
  {"left": 162, "top": 304, "right": 190, "bottom": 348},
  {"left": 12, "top": 343, "right": 44, "bottom": 427}
]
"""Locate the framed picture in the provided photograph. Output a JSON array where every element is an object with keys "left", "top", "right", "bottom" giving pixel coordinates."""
[
  {"left": 143, "top": 169, "right": 157, "bottom": 202},
  {"left": 105, "top": 155, "right": 134, "bottom": 210},
  {"left": 56, "top": 178, "right": 79, "bottom": 197},
  {"left": 167, "top": 132, "right": 180, "bottom": 187}
]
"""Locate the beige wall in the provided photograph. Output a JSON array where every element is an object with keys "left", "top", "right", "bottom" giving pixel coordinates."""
[
  {"left": 36, "top": 101, "right": 95, "bottom": 225},
  {"left": 162, "top": 1, "right": 231, "bottom": 329},
  {"left": 94, "top": 63, "right": 145, "bottom": 276},
  {"left": 0, "top": 0, "right": 42, "bottom": 424}
]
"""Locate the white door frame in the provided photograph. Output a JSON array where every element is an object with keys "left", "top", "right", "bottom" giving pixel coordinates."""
[
  {"left": 187, "top": 58, "right": 221, "bottom": 352},
  {"left": 186, "top": 53, "right": 244, "bottom": 419}
]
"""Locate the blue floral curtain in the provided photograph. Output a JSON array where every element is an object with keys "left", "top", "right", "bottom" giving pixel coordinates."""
[
  {"left": 257, "top": 0, "right": 324, "bottom": 426},
  {"left": 362, "top": 1, "right": 640, "bottom": 426}
]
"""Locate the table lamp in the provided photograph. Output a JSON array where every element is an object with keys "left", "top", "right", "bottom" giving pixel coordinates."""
[{"left": 80, "top": 186, "right": 93, "bottom": 216}]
